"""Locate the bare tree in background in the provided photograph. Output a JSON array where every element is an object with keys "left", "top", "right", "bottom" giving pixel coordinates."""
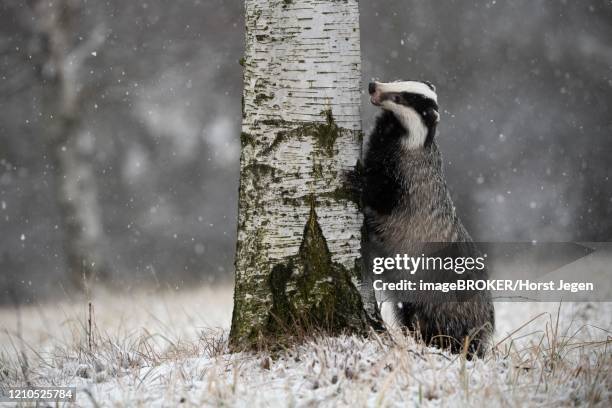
[
  {"left": 24, "top": 0, "right": 109, "bottom": 289},
  {"left": 230, "top": 0, "right": 381, "bottom": 348}
]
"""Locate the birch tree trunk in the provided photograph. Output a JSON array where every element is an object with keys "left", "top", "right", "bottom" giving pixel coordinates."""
[
  {"left": 33, "top": 0, "right": 109, "bottom": 289},
  {"left": 51, "top": 124, "right": 109, "bottom": 290},
  {"left": 230, "top": 0, "right": 380, "bottom": 348}
]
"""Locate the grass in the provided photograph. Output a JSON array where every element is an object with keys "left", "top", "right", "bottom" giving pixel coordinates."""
[{"left": 0, "top": 286, "right": 610, "bottom": 407}]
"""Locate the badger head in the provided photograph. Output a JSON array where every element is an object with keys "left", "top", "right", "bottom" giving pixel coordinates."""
[{"left": 369, "top": 80, "right": 440, "bottom": 150}]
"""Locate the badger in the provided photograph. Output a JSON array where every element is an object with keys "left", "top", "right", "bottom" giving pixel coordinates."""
[{"left": 357, "top": 80, "right": 495, "bottom": 357}]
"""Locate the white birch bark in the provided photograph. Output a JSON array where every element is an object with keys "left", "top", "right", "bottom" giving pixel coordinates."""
[
  {"left": 33, "top": 0, "right": 109, "bottom": 289},
  {"left": 231, "top": 0, "right": 379, "bottom": 346}
]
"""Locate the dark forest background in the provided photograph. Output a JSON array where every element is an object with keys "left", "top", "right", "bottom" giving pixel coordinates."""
[{"left": 1, "top": 0, "right": 611, "bottom": 303}]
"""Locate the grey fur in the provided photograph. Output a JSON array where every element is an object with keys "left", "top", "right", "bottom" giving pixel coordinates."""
[{"left": 361, "top": 82, "right": 494, "bottom": 357}]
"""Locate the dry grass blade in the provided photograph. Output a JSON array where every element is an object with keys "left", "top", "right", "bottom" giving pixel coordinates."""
[{"left": 0, "top": 287, "right": 609, "bottom": 406}]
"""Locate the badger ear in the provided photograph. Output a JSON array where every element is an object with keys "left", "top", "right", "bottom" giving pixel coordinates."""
[{"left": 424, "top": 81, "right": 436, "bottom": 92}]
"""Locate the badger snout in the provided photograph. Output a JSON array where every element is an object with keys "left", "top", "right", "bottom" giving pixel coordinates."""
[
  {"left": 368, "top": 82, "right": 377, "bottom": 95},
  {"left": 369, "top": 82, "right": 382, "bottom": 106}
]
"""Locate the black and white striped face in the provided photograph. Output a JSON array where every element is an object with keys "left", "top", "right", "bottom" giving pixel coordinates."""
[{"left": 369, "top": 80, "right": 440, "bottom": 149}]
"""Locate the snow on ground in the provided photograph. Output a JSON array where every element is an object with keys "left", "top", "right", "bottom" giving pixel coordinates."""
[{"left": 0, "top": 286, "right": 610, "bottom": 407}]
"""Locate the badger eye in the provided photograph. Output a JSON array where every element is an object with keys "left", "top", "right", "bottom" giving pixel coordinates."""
[{"left": 393, "top": 95, "right": 401, "bottom": 103}]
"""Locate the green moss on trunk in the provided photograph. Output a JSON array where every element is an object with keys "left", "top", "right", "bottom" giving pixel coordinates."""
[
  {"left": 266, "top": 198, "right": 367, "bottom": 342},
  {"left": 257, "top": 110, "right": 347, "bottom": 157},
  {"left": 311, "top": 109, "right": 340, "bottom": 156},
  {"left": 230, "top": 199, "right": 368, "bottom": 350}
]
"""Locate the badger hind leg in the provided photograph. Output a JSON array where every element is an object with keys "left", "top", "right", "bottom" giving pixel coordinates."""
[
  {"left": 425, "top": 301, "right": 494, "bottom": 358},
  {"left": 399, "top": 301, "right": 494, "bottom": 358},
  {"left": 382, "top": 302, "right": 420, "bottom": 339}
]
